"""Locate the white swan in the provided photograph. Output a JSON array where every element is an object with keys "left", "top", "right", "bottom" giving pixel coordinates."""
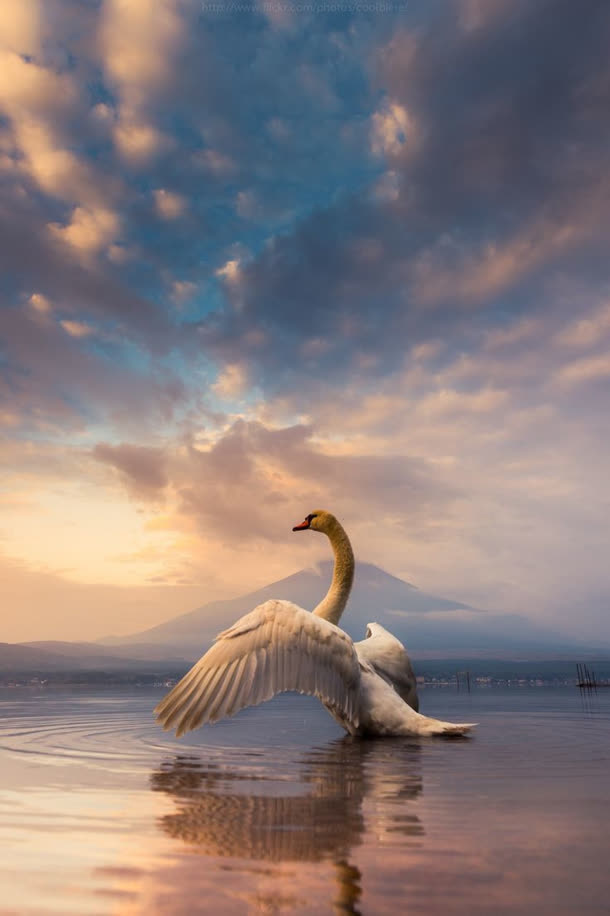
[{"left": 155, "top": 511, "right": 476, "bottom": 738}]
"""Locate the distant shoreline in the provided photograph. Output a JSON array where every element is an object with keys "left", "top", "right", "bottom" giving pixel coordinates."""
[{"left": 0, "top": 675, "right": 602, "bottom": 690}]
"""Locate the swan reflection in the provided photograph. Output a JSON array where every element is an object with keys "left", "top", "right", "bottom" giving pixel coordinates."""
[{"left": 150, "top": 737, "right": 423, "bottom": 913}]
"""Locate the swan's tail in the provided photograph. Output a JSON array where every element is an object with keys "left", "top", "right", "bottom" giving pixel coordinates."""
[{"left": 415, "top": 715, "right": 477, "bottom": 737}]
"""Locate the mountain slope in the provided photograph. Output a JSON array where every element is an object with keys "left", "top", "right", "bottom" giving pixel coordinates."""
[
  {"left": 4, "top": 563, "right": 606, "bottom": 671},
  {"left": 99, "top": 561, "right": 588, "bottom": 658},
  {"left": 1, "top": 641, "right": 190, "bottom": 673},
  {"left": 100, "top": 560, "right": 470, "bottom": 651},
  {"left": 21, "top": 640, "right": 189, "bottom": 662}
]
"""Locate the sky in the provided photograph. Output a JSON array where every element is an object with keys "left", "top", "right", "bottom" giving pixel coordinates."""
[{"left": 1, "top": 0, "right": 609, "bottom": 644}]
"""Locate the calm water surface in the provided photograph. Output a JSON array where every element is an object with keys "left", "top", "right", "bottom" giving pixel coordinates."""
[{"left": 1, "top": 686, "right": 609, "bottom": 915}]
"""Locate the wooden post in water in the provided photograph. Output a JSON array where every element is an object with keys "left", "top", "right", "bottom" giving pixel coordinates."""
[{"left": 456, "top": 670, "right": 471, "bottom": 693}]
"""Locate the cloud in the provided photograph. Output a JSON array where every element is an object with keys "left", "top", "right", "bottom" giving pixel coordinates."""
[
  {"left": 415, "top": 387, "right": 508, "bottom": 418},
  {"left": 193, "top": 148, "right": 236, "bottom": 176},
  {"left": 60, "top": 319, "right": 95, "bottom": 338},
  {"left": 0, "top": 54, "right": 120, "bottom": 216},
  {"left": 113, "top": 113, "right": 172, "bottom": 163},
  {"left": 554, "top": 353, "right": 610, "bottom": 387},
  {"left": 153, "top": 189, "right": 187, "bottom": 220},
  {"left": 553, "top": 301, "right": 610, "bottom": 349},
  {"left": 407, "top": 216, "right": 586, "bottom": 309},
  {"left": 0, "top": 304, "right": 186, "bottom": 432},
  {"left": 93, "top": 419, "right": 457, "bottom": 550},
  {"left": 458, "top": 0, "right": 518, "bottom": 32},
  {"left": 212, "top": 364, "right": 249, "bottom": 400},
  {"left": 0, "top": 1, "right": 40, "bottom": 56},
  {"left": 101, "top": 0, "right": 186, "bottom": 99},
  {"left": 370, "top": 99, "right": 413, "bottom": 157},
  {"left": 28, "top": 292, "right": 51, "bottom": 314},
  {"left": 171, "top": 279, "right": 197, "bottom": 304},
  {"left": 215, "top": 259, "right": 241, "bottom": 284},
  {"left": 100, "top": 0, "right": 186, "bottom": 162},
  {"left": 2, "top": 0, "right": 610, "bottom": 644},
  {"left": 48, "top": 205, "right": 120, "bottom": 257},
  {"left": 0, "top": 50, "right": 77, "bottom": 120},
  {"left": 0, "top": 185, "right": 172, "bottom": 349},
  {"left": 93, "top": 442, "right": 168, "bottom": 498},
  {"left": 196, "top": 0, "right": 610, "bottom": 401},
  {"left": 0, "top": 15, "right": 173, "bottom": 350}
]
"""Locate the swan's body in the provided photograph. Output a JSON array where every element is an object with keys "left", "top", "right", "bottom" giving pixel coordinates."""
[{"left": 155, "top": 511, "right": 476, "bottom": 738}]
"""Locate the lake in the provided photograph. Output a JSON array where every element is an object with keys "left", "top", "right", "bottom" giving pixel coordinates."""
[{"left": 1, "top": 685, "right": 609, "bottom": 914}]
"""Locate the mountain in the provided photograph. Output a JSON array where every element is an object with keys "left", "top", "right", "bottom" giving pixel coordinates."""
[
  {"left": 5, "top": 564, "right": 603, "bottom": 676},
  {"left": 0, "top": 641, "right": 190, "bottom": 674},
  {"left": 99, "top": 561, "right": 470, "bottom": 653},
  {"left": 99, "top": 561, "right": 594, "bottom": 659},
  {"left": 21, "top": 640, "right": 189, "bottom": 662}
]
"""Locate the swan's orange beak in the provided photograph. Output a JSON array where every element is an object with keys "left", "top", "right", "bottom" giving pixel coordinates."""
[{"left": 292, "top": 518, "right": 310, "bottom": 531}]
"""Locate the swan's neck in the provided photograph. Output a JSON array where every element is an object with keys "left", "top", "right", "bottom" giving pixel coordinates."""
[{"left": 313, "top": 520, "right": 354, "bottom": 626}]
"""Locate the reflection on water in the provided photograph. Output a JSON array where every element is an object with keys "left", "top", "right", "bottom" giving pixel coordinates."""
[
  {"left": 151, "top": 739, "right": 422, "bottom": 859},
  {"left": 1, "top": 687, "right": 610, "bottom": 915},
  {"left": 150, "top": 739, "right": 423, "bottom": 913}
]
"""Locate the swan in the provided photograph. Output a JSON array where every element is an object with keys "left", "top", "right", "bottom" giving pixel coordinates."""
[{"left": 155, "top": 511, "right": 476, "bottom": 738}]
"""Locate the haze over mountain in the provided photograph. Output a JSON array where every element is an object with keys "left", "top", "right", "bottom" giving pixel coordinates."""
[
  {"left": 0, "top": 641, "right": 190, "bottom": 674},
  {"left": 100, "top": 562, "right": 601, "bottom": 660},
  {"left": 3, "top": 561, "right": 608, "bottom": 675}
]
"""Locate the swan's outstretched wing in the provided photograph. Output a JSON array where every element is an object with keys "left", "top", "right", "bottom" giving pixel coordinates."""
[
  {"left": 155, "top": 600, "right": 361, "bottom": 737},
  {"left": 354, "top": 622, "right": 419, "bottom": 711}
]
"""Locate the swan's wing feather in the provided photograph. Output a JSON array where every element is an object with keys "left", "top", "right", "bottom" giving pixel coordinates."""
[
  {"left": 354, "top": 623, "right": 419, "bottom": 711},
  {"left": 155, "top": 599, "right": 361, "bottom": 737}
]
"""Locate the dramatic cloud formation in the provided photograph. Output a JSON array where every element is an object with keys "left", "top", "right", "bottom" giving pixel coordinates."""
[{"left": 1, "top": 0, "right": 609, "bottom": 641}]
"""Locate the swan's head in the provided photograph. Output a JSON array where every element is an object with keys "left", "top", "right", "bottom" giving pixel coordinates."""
[{"left": 292, "top": 509, "right": 337, "bottom": 534}]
